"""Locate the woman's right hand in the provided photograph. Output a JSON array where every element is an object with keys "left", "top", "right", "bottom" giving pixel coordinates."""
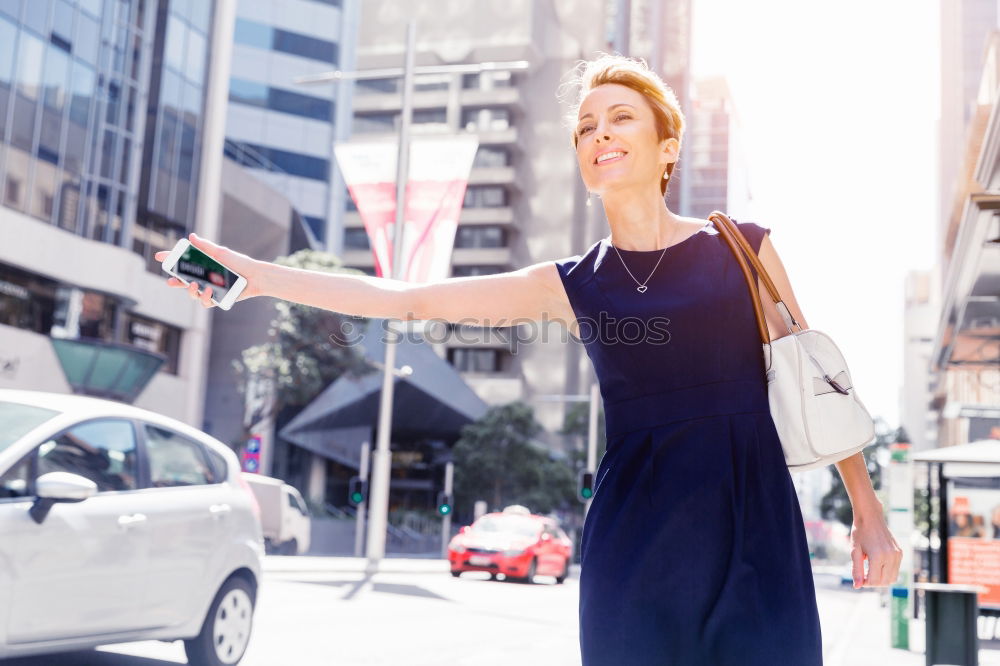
[{"left": 154, "top": 233, "right": 265, "bottom": 309}]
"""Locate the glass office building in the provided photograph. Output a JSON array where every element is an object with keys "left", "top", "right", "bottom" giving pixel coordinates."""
[
  {"left": 223, "top": 0, "right": 357, "bottom": 247},
  {"left": 0, "top": 0, "right": 224, "bottom": 419}
]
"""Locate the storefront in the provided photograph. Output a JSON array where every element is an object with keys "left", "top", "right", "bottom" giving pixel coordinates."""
[{"left": 913, "top": 440, "right": 1000, "bottom": 648}]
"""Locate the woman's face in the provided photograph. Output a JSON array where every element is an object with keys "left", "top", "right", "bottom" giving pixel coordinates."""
[{"left": 574, "top": 82, "right": 677, "bottom": 197}]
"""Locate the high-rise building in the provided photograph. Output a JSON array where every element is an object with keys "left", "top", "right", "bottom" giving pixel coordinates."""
[
  {"left": 938, "top": 0, "right": 997, "bottom": 251},
  {"left": 685, "top": 76, "right": 751, "bottom": 220},
  {"left": 339, "top": 0, "right": 632, "bottom": 447},
  {"left": 902, "top": 269, "right": 941, "bottom": 453},
  {"left": 0, "top": 0, "right": 232, "bottom": 424},
  {"left": 222, "top": 0, "right": 360, "bottom": 249},
  {"left": 611, "top": 0, "right": 693, "bottom": 215}
]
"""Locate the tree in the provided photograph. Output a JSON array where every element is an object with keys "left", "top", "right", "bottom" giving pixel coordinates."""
[
  {"left": 560, "top": 399, "right": 607, "bottom": 470},
  {"left": 820, "top": 416, "right": 896, "bottom": 528},
  {"left": 232, "top": 249, "right": 376, "bottom": 435},
  {"left": 451, "top": 402, "right": 577, "bottom": 518}
]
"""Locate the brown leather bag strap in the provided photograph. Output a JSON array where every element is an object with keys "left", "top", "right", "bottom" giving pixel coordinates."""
[{"left": 708, "top": 211, "right": 801, "bottom": 345}]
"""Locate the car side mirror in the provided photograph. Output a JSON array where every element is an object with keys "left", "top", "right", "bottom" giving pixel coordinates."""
[
  {"left": 541, "top": 533, "right": 551, "bottom": 540},
  {"left": 29, "top": 472, "right": 97, "bottom": 524},
  {"left": 459, "top": 525, "right": 470, "bottom": 534}
]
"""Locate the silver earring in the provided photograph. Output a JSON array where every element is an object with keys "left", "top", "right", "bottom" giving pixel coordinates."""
[
  {"left": 586, "top": 191, "right": 593, "bottom": 207},
  {"left": 663, "top": 169, "right": 670, "bottom": 180}
]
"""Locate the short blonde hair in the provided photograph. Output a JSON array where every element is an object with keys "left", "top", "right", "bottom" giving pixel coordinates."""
[{"left": 561, "top": 53, "right": 686, "bottom": 198}]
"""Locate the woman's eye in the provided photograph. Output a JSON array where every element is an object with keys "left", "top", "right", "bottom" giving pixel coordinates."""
[
  {"left": 578, "top": 126, "right": 593, "bottom": 136},
  {"left": 615, "top": 113, "right": 631, "bottom": 121}
]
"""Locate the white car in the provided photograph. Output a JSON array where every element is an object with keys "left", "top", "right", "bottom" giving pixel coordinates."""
[{"left": 0, "top": 389, "right": 264, "bottom": 665}]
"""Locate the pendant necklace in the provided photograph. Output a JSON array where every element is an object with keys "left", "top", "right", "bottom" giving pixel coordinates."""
[{"left": 608, "top": 223, "right": 680, "bottom": 294}]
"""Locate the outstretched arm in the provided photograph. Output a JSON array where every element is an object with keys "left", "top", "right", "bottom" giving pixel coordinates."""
[{"left": 156, "top": 233, "right": 575, "bottom": 328}]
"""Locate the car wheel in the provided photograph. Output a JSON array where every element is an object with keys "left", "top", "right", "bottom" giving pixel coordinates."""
[
  {"left": 450, "top": 569, "right": 461, "bottom": 577},
  {"left": 184, "top": 576, "right": 255, "bottom": 666},
  {"left": 555, "top": 557, "right": 570, "bottom": 584},
  {"left": 283, "top": 538, "right": 298, "bottom": 556},
  {"left": 489, "top": 572, "right": 498, "bottom": 580}
]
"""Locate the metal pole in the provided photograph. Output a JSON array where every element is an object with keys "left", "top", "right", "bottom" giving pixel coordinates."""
[
  {"left": 441, "top": 460, "right": 454, "bottom": 556},
  {"left": 354, "top": 440, "right": 370, "bottom": 558},
  {"left": 585, "top": 381, "right": 599, "bottom": 519},
  {"left": 365, "top": 19, "right": 417, "bottom": 575}
]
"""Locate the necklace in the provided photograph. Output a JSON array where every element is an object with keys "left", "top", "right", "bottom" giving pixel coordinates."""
[{"left": 607, "top": 223, "right": 681, "bottom": 294}]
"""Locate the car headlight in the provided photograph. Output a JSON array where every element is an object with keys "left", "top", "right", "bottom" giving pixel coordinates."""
[{"left": 503, "top": 548, "right": 524, "bottom": 556}]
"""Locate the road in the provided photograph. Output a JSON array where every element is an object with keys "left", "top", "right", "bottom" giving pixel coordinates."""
[{"left": 4, "top": 557, "right": 997, "bottom": 666}]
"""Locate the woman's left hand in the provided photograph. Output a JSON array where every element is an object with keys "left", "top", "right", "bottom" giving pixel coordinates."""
[{"left": 850, "top": 511, "right": 904, "bottom": 589}]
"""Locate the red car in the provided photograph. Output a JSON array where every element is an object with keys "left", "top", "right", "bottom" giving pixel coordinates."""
[{"left": 447, "top": 505, "right": 573, "bottom": 583}]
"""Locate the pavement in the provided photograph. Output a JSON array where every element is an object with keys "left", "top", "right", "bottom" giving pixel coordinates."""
[{"left": 4, "top": 556, "right": 999, "bottom": 665}]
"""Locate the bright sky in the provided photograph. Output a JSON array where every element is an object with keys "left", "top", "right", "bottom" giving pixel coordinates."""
[{"left": 690, "top": 0, "right": 941, "bottom": 428}]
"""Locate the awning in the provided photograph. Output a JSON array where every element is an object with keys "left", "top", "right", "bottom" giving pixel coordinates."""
[
  {"left": 912, "top": 439, "right": 1000, "bottom": 477},
  {"left": 50, "top": 337, "right": 165, "bottom": 403},
  {"left": 279, "top": 319, "right": 490, "bottom": 466}
]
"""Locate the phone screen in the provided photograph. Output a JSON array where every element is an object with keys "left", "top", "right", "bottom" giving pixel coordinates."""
[{"left": 171, "top": 244, "right": 241, "bottom": 302}]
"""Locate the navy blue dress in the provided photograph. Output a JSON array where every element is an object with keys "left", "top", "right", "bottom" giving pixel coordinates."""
[{"left": 555, "top": 220, "right": 823, "bottom": 665}]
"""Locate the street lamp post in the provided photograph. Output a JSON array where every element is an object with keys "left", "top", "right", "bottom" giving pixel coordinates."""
[{"left": 294, "top": 21, "right": 529, "bottom": 574}]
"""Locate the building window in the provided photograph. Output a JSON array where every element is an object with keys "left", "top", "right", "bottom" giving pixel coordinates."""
[
  {"left": 472, "top": 146, "right": 510, "bottom": 168},
  {"left": 229, "top": 77, "right": 334, "bottom": 122},
  {"left": 352, "top": 112, "right": 396, "bottom": 134},
  {"left": 0, "top": 262, "right": 57, "bottom": 334},
  {"left": 454, "top": 226, "right": 506, "bottom": 249},
  {"left": 124, "top": 313, "right": 181, "bottom": 375},
  {"left": 413, "top": 107, "right": 446, "bottom": 124},
  {"left": 224, "top": 141, "right": 329, "bottom": 181},
  {"left": 302, "top": 215, "right": 325, "bottom": 241},
  {"left": 343, "top": 228, "right": 370, "bottom": 250},
  {"left": 462, "top": 71, "right": 514, "bottom": 90},
  {"left": 463, "top": 185, "right": 507, "bottom": 208},
  {"left": 461, "top": 107, "right": 511, "bottom": 132},
  {"left": 447, "top": 348, "right": 506, "bottom": 372},
  {"left": 356, "top": 77, "right": 397, "bottom": 95},
  {"left": 234, "top": 18, "right": 339, "bottom": 65},
  {"left": 0, "top": 261, "right": 182, "bottom": 374}
]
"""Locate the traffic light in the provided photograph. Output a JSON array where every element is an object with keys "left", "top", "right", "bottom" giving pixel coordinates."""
[
  {"left": 348, "top": 476, "right": 368, "bottom": 507},
  {"left": 436, "top": 490, "right": 453, "bottom": 517},
  {"left": 578, "top": 470, "right": 595, "bottom": 503}
]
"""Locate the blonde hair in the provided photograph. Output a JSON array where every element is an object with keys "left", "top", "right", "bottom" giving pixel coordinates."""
[{"left": 560, "top": 53, "right": 686, "bottom": 198}]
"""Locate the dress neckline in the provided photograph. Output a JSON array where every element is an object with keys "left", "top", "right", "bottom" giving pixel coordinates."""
[{"left": 603, "top": 220, "right": 712, "bottom": 254}]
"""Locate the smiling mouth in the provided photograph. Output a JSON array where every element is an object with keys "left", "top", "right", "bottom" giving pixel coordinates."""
[{"left": 595, "top": 151, "right": 627, "bottom": 165}]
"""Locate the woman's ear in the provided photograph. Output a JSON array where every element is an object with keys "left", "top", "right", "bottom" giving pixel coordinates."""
[{"left": 659, "top": 136, "right": 679, "bottom": 170}]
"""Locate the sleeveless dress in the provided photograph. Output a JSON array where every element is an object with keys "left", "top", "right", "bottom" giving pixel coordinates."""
[{"left": 554, "top": 220, "right": 823, "bottom": 666}]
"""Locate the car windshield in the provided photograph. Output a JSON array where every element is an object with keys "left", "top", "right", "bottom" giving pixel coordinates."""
[
  {"left": 0, "top": 401, "right": 59, "bottom": 454},
  {"left": 471, "top": 515, "right": 540, "bottom": 538}
]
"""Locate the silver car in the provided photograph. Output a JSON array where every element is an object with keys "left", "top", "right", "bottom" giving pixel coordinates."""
[{"left": 0, "top": 389, "right": 264, "bottom": 665}]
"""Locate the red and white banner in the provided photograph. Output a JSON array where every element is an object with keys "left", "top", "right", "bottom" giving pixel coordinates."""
[{"left": 334, "top": 135, "right": 479, "bottom": 283}]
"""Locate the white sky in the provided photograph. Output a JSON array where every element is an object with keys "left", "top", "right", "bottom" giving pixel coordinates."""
[{"left": 690, "top": 0, "right": 941, "bottom": 428}]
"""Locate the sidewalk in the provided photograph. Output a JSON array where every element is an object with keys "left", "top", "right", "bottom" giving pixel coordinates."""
[{"left": 817, "top": 581, "right": 1000, "bottom": 666}]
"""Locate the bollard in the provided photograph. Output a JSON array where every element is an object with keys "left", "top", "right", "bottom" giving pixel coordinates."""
[{"left": 914, "top": 582, "right": 989, "bottom": 666}]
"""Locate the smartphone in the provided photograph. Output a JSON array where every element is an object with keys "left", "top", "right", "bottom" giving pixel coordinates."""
[{"left": 160, "top": 238, "right": 247, "bottom": 310}]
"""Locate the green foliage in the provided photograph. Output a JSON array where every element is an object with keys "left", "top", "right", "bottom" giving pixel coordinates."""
[
  {"left": 560, "top": 400, "right": 607, "bottom": 469},
  {"left": 820, "top": 416, "right": 896, "bottom": 528},
  {"left": 451, "top": 401, "right": 577, "bottom": 516},
  {"left": 232, "top": 249, "right": 376, "bottom": 416}
]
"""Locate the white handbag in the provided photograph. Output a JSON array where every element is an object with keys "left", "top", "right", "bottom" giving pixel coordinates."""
[{"left": 709, "top": 211, "right": 876, "bottom": 472}]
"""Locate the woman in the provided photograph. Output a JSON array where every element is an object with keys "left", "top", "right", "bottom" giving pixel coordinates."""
[{"left": 156, "top": 53, "right": 902, "bottom": 665}]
